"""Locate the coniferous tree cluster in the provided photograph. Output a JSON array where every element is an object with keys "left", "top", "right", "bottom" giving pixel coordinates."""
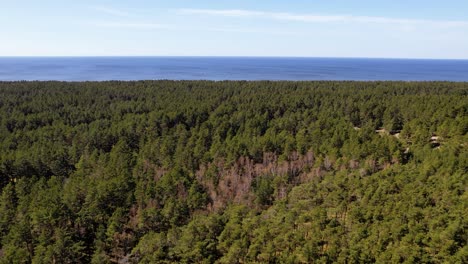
[{"left": 0, "top": 81, "right": 466, "bottom": 263}]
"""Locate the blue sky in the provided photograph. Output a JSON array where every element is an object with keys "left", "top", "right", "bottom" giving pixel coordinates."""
[{"left": 1, "top": 0, "right": 468, "bottom": 58}]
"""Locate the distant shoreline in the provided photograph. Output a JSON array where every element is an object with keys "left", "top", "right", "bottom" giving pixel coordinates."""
[
  {"left": 1, "top": 80, "right": 468, "bottom": 84},
  {"left": 2, "top": 56, "right": 468, "bottom": 61}
]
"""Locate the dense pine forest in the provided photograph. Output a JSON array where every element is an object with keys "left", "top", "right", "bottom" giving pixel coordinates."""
[{"left": 0, "top": 81, "right": 466, "bottom": 263}]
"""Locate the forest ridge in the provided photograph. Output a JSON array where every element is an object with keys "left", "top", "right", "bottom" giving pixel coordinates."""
[{"left": 0, "top": 81, "right": 467, "bottom": 263}]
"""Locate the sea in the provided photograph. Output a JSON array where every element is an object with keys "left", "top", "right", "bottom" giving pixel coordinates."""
[{"left": 0, "top": 57, "right": 467, "bottom": 81}]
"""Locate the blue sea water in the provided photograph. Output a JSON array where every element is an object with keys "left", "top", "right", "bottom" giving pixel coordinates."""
[{"left": 0, "top": 57, "right": 467, "bottom": 81}]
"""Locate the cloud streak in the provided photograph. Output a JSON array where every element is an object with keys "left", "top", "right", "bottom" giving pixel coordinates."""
[
  {"left": 180, "top": 9, "right": 265, "bottom": 18},
  {"left": 91, "top": 6, "right": 132, "bottom": 17},
  {"left": 179, "top": 8, "right": 468, "bottom": 28},
  {"left": 94, "top": 22, "right": 174, "bottom": 30},
  {"left": 91, "top": 21, "right": 300, "bottom": 35}
]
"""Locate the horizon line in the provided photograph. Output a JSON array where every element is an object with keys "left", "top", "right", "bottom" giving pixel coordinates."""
[{"left": 1, "top": 55, "right": 468, "bottom": 61}]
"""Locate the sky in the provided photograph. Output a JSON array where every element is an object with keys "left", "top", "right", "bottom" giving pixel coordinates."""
[{"left": 1, "top": 0, "right": 468, "bottom": 59}]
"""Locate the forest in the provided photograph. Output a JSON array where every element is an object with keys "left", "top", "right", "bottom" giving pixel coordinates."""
[{"left": 0, "top": 80, "right": 466, "bottom": 263}]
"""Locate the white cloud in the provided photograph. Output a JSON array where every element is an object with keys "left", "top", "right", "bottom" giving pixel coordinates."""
[
  {"left": 198, "top": 26, "right": 300, "bottom": 35},
  {"left": 178, "top": 9, "right": 265, "bottom": 17},
  {"left": 179, "top": 8, "right": 468, "bottom": 28},
  {"left": 94, "top": 22, "right": 174, "bottom": 30},
  {"left": 91, "top": 21, "right": 299, "bottom": 35},
  {"left": 91, "top": 6, "right": 132, "bottom": 17}
]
